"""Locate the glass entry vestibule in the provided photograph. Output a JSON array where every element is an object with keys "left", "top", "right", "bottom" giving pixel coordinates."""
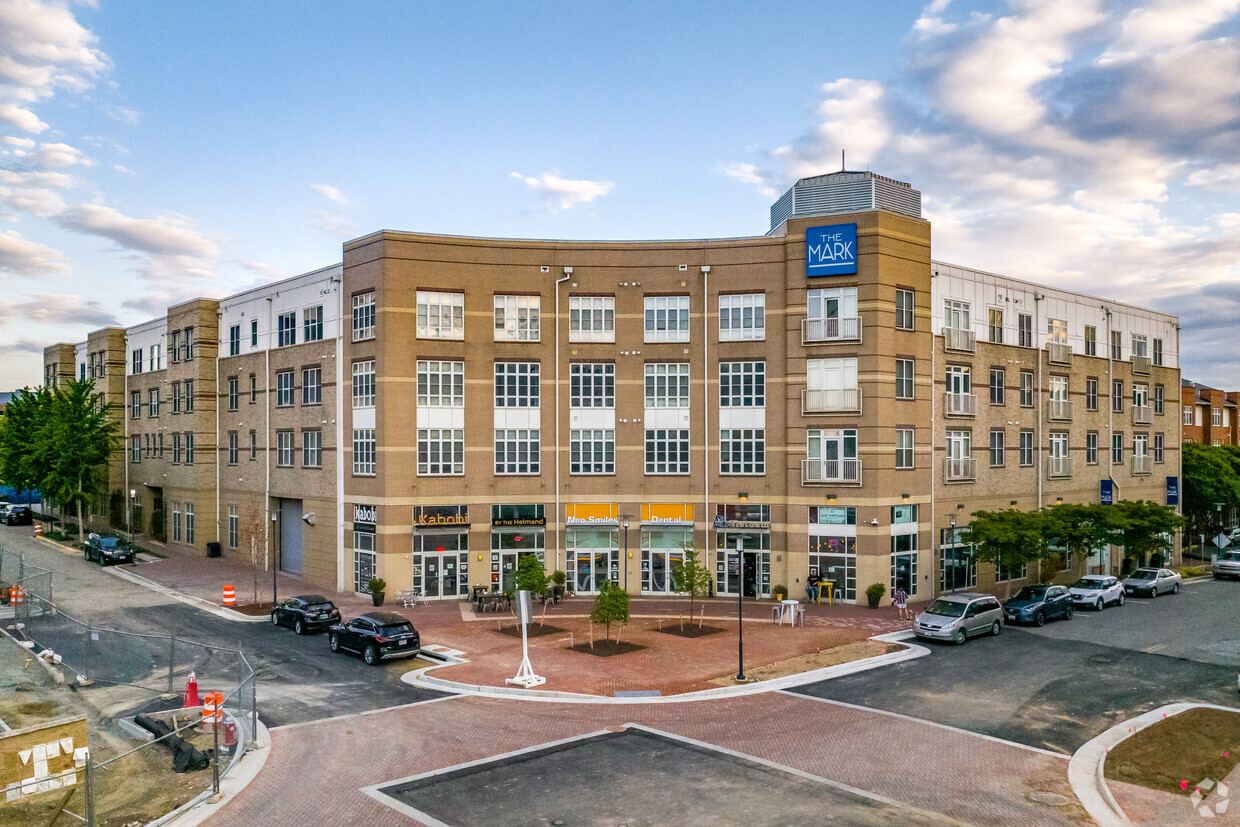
[
  {"left": 714, "top": 504, "right": 772, "bottom": 598},
  {"left": 414, "top": 531, "right": 468, "bottom": 599},
  {"left": 566, "top": 528, "right": 619, "bottom": 594},
  {"left": 491, "top": 503, "right": 546, "bottom": 593},
  {"left": 641, "top": 527, "right": 690, "bottom": 594}
]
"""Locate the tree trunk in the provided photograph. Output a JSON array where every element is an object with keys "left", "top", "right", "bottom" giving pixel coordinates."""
[{"left": 76, "top": 473, "right": 84, "bottom": 543}]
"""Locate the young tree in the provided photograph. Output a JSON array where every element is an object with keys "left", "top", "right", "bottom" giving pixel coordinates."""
[
  {"left": 1111, "top": 500, "right": 1184, "bottom": 567},
  {"left": 513, "top": 553, "right": 548, "bottom": 599},
  {"left": 0, "top": 386, "right": 52, "bottom": 503},
  {"left": 673, "top": 546, "right": 713, "bottom": 627},
  {"left": 589, "top": 580, "right": 630, "bottom": 643},
  {"left": 961, "top": 508, "right": 1051, "bottom": 599},
  {"left": 1044, "top": 503, "right": 1117, "bottom": 577},
  {"left": 36, "top": 380, "right": 119, "bottom": 544}
]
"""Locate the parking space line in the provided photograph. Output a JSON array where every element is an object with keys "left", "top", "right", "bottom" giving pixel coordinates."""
[
  {"left": 780, "top": 690, "right": 1070, "bottom": 760},
  {"left": 1143, "top": 643, "right": 1166, "bottom": 653}
]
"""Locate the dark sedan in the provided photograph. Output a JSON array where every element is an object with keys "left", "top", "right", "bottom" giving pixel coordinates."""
[
  {"left": 270, "top": 595, "right": 340, "bottom": 634},
  {"left": 1002, "top": 584, "right": 1074, "bottom": 626},
  {"left": 84, "top": 533, "right": 135, "bottom": 565},
  {"left": 328, "top": 613, "right": 420, "bottom": 665},
  {"left": 1, "top": 505, "right": 33, "bottom": 526}
]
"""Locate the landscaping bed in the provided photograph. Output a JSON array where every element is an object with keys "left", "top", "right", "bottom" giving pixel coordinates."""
[{"left": 1105, "top": 707, "right": 1240, "bottom": 796}]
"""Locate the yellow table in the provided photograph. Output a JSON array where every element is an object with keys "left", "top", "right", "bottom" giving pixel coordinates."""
[{"left": 815, "top": 582, "right": 834, "bottom": 605}]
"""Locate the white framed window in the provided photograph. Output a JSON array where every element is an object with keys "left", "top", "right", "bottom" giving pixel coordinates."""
[
  {"left": 897, "top": 429, "right": 915, "bottom": 469},
  {"left": 568, "top": 296, "right": 615, "bottom": 343},
  {"left": 275, "top": 371, "right": 294, "bottom": 407},
  {"left": 1133, "top": 432, "right": 1149, "bottom": 458},
  {"left": 988, "top": 430, "right": 1004, "bottom": 467},
  {"left": 303, "top": 430, "right": 322, "bottom": 468},
  {"left": 645, "top": 429, "right": 690, "bottom": 474},
  {"left": 1049, "top": 431, "right": 1068, "bottom": 460},
  {"left": 720, "top": 429, "right": 765, "bottom": 474},
  {"left": 1046, "top": 318, "right": 1067, "bottom": 344},
  {"left": 570, "top": 363, "right": 614, "bottom": 408},
  {"left": 809, "top": 286, "right": 858, "bottom": 321},
  {"left": 495, "top": 362, "right": 540, "bottom": 408},
  {"left": 1086, "top": 432, "right": 1098, "bottom": 464},
  {"left": 277, "top": 431, "right": 295, "bottom": 467},
  {"left": 1084, "top": 326, "right": 1096, "bottom": 356},
  {"left": 353, "top": 428, "right": 376, "bottom": 475},
  {"left": 417, "top": 360, "right": 464, "bottom": 407},
  {"left": 130, "top": 435, "right": 140, "bottom": 462},
  {"left": 570, "top": 429, "right": 614, "bottom": 474},
  {"left": 352, "top": 292, "right": 375, "bottom": 342},
  {"left": 988, "top": 308, "right": 1003, "bottom": 344},
  {"left": 227, "top": 431, "right": 238, "bottom": 465},
  {"left": 1110, "top": 330, "right": 1123, "bottom": 360},
  {"left": 228, "top": 505, "right": 239, "bottom": 549},
  {"left": 1153, "top": 338, "right": 1163, "bottom": 366},
  {"left": 1131, "top": 334, "right": 1148, "bottom": 357},
  {"left": 1020, "top": 431, "right": 1034, "bottom": 466},
  {"left": 943, "top": 299, "right": 970, "bottom": 330},
  {"left": 895, "top": 289, "right": 914, "bottom": 330},
  {"left": 807, "top": 357, "right": 858, "bottom": 404},
  {"left": 1018, "top": 314, "right": 1033, "bottom": 347},
  {"left": 149, "top": 343, "right": 162, "bottom": 371},
  {"left": 185, "top": 503, "right": 195, "bottom": 545},
  {"left": 172, "top": 502, "right": 182, "bottom": 542},
  {"left": 1154, "top": 433, "right": 1164, "bottom": 462},
  {"left": 185, "top": 432, "right": 194, "bottom": 464},
  {"left": 277, "top": 311, "right": 297, "bottom": 347},
  {"left": 1213, "top": 407, "right": 1222, "bottom": 426},
  {"left": 495, "top": 429, "right": 540, "bottom": 474},
  {"left": 896, "top": 358, "right": 914, "bottom": 399},
  {"left": 132, "top": 348, "right": 144, "bottom": 374},
  {"left": 418, "top": 428, "right": 464, "bottom": 475},
  {"left": 494, "top": 295, "right": 540, "bottom": 341},
  {"left": 1112, "top": 433, "right": 1124, "bottom": 464},
  {"left": 719, "top": 293, "right": 765, "bottom": 341},
  {"left": 227, "top": 377, "right": 239, "bottom": 411},
  {"left": 303, "top": 306, "right": 323, "bottom": 342},
  {"left": 250, "top": 319, "right": 258, "bottom": 348},
  {"left": 644, "top": 295, "right": 691, "bottom": 342},
  {"left": 1183, "top": 406, "right": 1193, "bottom": 425},
  {"left": 644, "top": 363, "right": 690, "bottom": 408},
  {"left": 417, "top": 291, "right": 465, "bottom": 339},
  {"left": 148, "top": 388, "right": 161, "bottom": 417},
  {"left": 302, "top": 367, "right": 321, "bottom": 405},
  {"left": 352, "top": 360, "right": 375, "bottom": 408},
  {"left": 719, "top": 362, "right": 765, "bottom": 407}
]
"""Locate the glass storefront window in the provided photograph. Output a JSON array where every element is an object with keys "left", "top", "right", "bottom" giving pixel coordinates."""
[
  {"left": 353, "top": 531, "right": 375, "bottom": 594},
  {"left": 413, "top": 531, "right": 468, "bottom": 599},
  {"left": 810, "top": 506, "right": 855, "bottom": 525},
  {"left": 641, "top": 528, "right": 691, "bottom": 594},
  {"left": 809, "top": 535, "right": 856, "bottom": 601},
  {"left": 566, "top": 528, "right": 618, "bottom": 594},
  {"left": 714, "top": 530, "right": 770, "bottom": 597}
]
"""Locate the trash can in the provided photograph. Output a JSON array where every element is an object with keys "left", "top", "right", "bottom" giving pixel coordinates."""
[{"left": 206, "top": 542, "right": 222, "bottom": 558}]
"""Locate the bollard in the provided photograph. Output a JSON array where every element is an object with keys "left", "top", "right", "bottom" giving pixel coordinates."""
[{"left": 222, "top": 585, "right": 236, "bottom": 607}]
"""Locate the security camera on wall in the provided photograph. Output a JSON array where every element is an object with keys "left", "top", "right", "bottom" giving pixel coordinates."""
[{"left": 302, "top": 513, "right": 315, "bottom": 526}]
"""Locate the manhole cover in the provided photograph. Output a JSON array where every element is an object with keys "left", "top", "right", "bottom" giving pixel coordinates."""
[
  {"left": 1088, "top": 654, "right": 1114, "bottom": 665},
  {"left": 1028, "top": 791, "right": 1071, "bottom": 806}
]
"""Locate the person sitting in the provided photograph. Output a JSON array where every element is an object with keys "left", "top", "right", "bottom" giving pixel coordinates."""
[{"left": 805, "top": 571, "right": 822, "bottom": 603}]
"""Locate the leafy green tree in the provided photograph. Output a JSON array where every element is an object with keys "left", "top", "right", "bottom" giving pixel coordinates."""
[
  {"left": 589, "top": 580, "right": 630, "bottom": 642},
  {"left": 1111, "top": 500, "right": 1183, "bottom": 567},
  {"left": 36, "top": 380, "right": 119, "bottom": 544},
  {"left": 961, "top": 508, "right": 1051, "bottom": 599},
  {"left": 673, "top": 546, "right": 713, "bottom": 627},
  {"left": 512, "top": 553, "right": 548, "bottom": 599},
  {"left": 1043, "top": 503, "right": 1117, "bottom": 576},
  {"left": 1181, "top": 443, "right": 1240, "bottom": 540},
  {"left": 0, "top": 386, "right": 52, "bottom": 502}
]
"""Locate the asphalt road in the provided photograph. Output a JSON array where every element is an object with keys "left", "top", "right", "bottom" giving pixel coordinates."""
[{"left": 1, "top": 526, "right": 445, "bottom": 727}]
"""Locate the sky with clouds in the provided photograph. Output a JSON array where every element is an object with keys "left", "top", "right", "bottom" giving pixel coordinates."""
[{"left": 0, "top": 0, "right": 1237, "bottom": 390}]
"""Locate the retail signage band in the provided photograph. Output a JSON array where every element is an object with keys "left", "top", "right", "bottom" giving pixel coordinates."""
[
  {"left": 805, "top": 223, "right": 858, "bottom": 277},
  {"left": 713, "top": 515, "right": 771, "bottom": 530},
  {"left": 353, "top": 504, "right": 376, "bottom": 525},
  {"left": 492, "top": 517, "right": 546, "bottom": 527},
  {"left": 416, "top": 512, "right": 468, "bottom": 527}
]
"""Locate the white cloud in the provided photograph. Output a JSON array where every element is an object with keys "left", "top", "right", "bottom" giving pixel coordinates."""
[
  {"left": 306, "top": 208, "right": 359, "bottom": 239},
  {"left": 509, "top": 171, "right": 614, "bottom": 209},
  {"left": 58, "top": 203, "right": 218, "bottom": 259},
  {"left": 1217, "top": 213, "right": 1240, "bottom": 229},
  {"left": 771, "top": 78, "right": 889, "bottom": 181},
  {"left": 718, "top": 162, "right": 780, "bottom": 199},
  {"left": 113, "top": 164, "right": 133, "bottom": 174},
  {"left": 0, "top": 103, "right": 48, "bottom": 133},
  {"left": 3, "top": 136, "right": 35, "bottom": 149},
  {"left": 0, "top": 228, "right": 67, "bottom": 275},
  {"left": 0, "top": 0, "right": 109, "bottom": 129},
  {"left": 0, "top": 168, "right": 74, "bottom": 218},
  {"left": 1186, "top": 163, "right": 1240, "bottom": 192},
  {"left": 2, "top": 293, "right": 117, "bottom": 327},
  {"left": 1098, "top": 0, "right": 1240, "bottom": 63},
  {"left": 914, "top": 0, "right": 957, "bottom": 37},
  {"left": 27, "top": 141, "right": 86, "bottom": 168},
  {"left": 238, "top": 258, "right": 289, "bottom": 281},
  {"left": 310, "top": 184, "right": 349, "bottom": 205}
]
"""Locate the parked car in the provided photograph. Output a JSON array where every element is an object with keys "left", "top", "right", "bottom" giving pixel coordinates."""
[
  {"left": 1122, "top": 567, "right": 1182, "bottom": 597},
  {"left": 1068, "top": 575, "right": 1125, "bottom": 610},
  {"left": 1213, "top": 550, "right": 1240, "bottom": 580},
  {"left": 328, "top": 613, "right": 420, "bottom": 665},
  {"left": 0, "top": 505, "right": 32, "bottom": 526},
  {"left": 84, "top": 533, "right": 135, "bottom": 565},
  {"left": 913, "top": 593, "right": 1003, "bottom": 644},
  {"left": 270, "top": 595, "right": 341, "bottom": 634},
  {"left": 1002, "top": 584, "right": 1074, "bottom": 626}
]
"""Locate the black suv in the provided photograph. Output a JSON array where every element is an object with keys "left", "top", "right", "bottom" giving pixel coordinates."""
[
  {"left": 328, "top": 613, "right": 420, "bottom": 665},
  {"left": 84, "top": 533, "right": 136, "bottom": 565},
  {"left": 270, "top": 595, "right": 341, "bottom": 634},
  {"left": 1, "top": 505, "right": 32, "bottom": 526}
]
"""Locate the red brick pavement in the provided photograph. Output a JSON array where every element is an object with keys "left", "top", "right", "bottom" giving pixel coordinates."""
[{"left": 211, "top": 692, "right": 1085, "bottom": 826}]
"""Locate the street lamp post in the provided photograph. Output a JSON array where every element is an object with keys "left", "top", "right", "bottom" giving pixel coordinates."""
[
  {"left": 947, "top": 517, "right": 957, "bottom": 594},
  {"left": 271, "top": 512, "right": 279, "bottom": 607},
  {"left": 735, "top": 536, "right": 745, "bottom": 682},
  {"left": 621, "top": 515, "right": 631, "bottom": 593},
  {"left": 128, "top": 488, "right": 136, "bottom": 544}
]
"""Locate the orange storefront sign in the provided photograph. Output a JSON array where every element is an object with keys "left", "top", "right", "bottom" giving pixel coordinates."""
[
  {"left": 641, "top": 503, "right": 694, "bottom": 525},
  {"left": 565, "top": 503, "right": 618, "bottom": 526}
]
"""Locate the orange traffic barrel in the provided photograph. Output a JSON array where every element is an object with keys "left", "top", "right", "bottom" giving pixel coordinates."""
[
  {"left": 11, "top": 585, "right": 23, "bottom": 605},
  {"left": 33, "top": 521, "right": 43, "bottom": 537},
  {"left": 222, "top": 585, "right": 235, "bottom": 607},
  {"left": 202, "top": 690, "right": 223, "bottom": 723}
]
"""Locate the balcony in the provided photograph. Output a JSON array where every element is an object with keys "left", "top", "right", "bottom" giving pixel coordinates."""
[
  {"left": 1048, "top": 456, "right": 1073, "bottom": 478},
  {"left": 1132, "top": 355, "right": 1151, "bottom": 375},
  {"left": 802, "top": 388, "right": 862, "bottom": 416},
  {"left": 944, "top": 457, "right": 976, "bottom": 483},
  {"left": 1048, "top": 342, "right": 1073, "bottom": 365},
  {"left": 943, "top": 392, "right": 977, "bottom": 417},
  {"left": 1132, "top": 405, "right": 1152, "bottom": 425},
  {"left": 802, "top": 316, "right": 862, "bottom": 345},
  {"left": 1132, "top": 455, "right": 1153, "bottom": 475},
  {"left": 943, "top": 327, "right": 976, "bottom": 353},
  {"left": 802, "top": 458, "right": 862, "bottom": 485},
  {"left": 1047, "top": 398, "right": 1073, "bottom": 421}
]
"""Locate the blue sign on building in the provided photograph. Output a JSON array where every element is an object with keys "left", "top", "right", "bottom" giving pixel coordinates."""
[
  {"left": 1100, "top": 479, "right": 1114, "bottom": 506},
  {"left": 1166, "top": 476, "right": 1179, "bottom": 506},
  {"left": 805, "top": 223, "right": 858, "bottom": 277}
]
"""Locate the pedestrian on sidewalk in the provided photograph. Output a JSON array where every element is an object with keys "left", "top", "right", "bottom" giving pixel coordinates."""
[{"left": 892, "top": 587, "right": 910, "bottom": 620}]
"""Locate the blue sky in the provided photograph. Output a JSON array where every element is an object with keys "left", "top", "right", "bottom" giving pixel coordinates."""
[{"left": 1, "top": 0, "right": 1238, "bottom": 390}]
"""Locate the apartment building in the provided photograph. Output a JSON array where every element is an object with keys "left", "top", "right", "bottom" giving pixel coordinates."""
[
  {"left": 43, "top": 170, "right": 1182, "bottom": 602},
  {"left": 1181, "top": 381, "right": 1238, "bottom": 446}
]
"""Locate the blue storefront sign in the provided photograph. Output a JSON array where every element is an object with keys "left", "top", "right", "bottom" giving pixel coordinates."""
[
  {"left": 805, "top": 223, "right": 858, "bottom": 277},
  {"left": 1100, "top": 479, "right": 1114, "bottom": 506},
  {"left": 1166, "top": 476, "right": 1179, "bottom": 506}
]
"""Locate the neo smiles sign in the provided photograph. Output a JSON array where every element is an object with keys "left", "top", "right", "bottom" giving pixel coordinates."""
[{"left": 806, "top": 223, "right": 858, "bottom": 277}]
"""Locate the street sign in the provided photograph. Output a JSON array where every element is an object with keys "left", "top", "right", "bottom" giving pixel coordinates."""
[{"left": 1214, "top": 533, "right": 1231, "bottom": 549}]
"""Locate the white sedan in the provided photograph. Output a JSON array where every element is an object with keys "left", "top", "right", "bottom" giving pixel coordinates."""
[
  {"left": 1068, "top": 575, "right": 1126, "bottom": 610},
  {"left": 1122, "top": 568, "right": 1182, "bottom": 597}
]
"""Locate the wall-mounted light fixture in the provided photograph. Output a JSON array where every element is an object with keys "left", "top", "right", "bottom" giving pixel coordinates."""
[
  {"left": 1010, "top": 500, "right": 1018, "bottom": 509},
  {"left": 901, "top": 493, "right": 910, "bottom": 501},
  {"left": 738, "top": 492, "right": 749, "bottom": 503}
]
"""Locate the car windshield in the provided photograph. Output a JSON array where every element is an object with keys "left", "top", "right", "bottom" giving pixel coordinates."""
[
  {"left": 1072, "top": 579, "right": 1103, "bottom": 589},
  {"left": 306, "top": 602, "right": 335, "bottom": 612},
  {"left": 924, "top": 600, "right": 967, "bottom": 618},
  {"left": 98, "top": 537, "right": 121, "bottom": 548},
  {"left": 1013, "top": 587, "right": 1046, "bottom": 600},
  {"left": 1223, "top": 552, "right": 1240, "bottom": 562},
  {"left": 378, "top": 623, "right": 413, "bottom": 636},
  {"left": 1131, "top": 569, "right": 1158, "bottom": 579}
]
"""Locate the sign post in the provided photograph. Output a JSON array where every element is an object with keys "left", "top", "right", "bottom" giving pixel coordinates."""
[{"left": 505, "top": 590, "right": 545, "bottom": 688}]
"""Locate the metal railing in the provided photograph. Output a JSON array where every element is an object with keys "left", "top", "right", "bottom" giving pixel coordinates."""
[
  {"left": 943, "top": 392, "right": 977, "bottom": 417},
  {"left": 1048, "top": 456, "right": 1073, "bottom": 478},
  {"left": 1048, "top": 342, "right": 1073, "bottom": 364},
  {"left": 942, "top": 327, "right": 976, "bottom": 353},
  {"left": 1132, "top": 455, "right": 1153, "bottom": 475},
  {"left": 1048, "top": 398, "right": 1073, "bottom": 420},
  {"left": 1132, "top": 355, "right": 1151, "bottom": 375},
  {"left": 801, "top": 458, "right": 862, "bottom": 485},
  {"left": 801, "top": 316, "right": 861, "bottom": 344},
  {"left": 802, "top": 387, "right": 862, "bottom": 415},
  {"left": 944, "top": 457, "right": 976, "bottom": 482},
  {"left": 1132, "top": 405, "right": 1153, "bottom": 425}
]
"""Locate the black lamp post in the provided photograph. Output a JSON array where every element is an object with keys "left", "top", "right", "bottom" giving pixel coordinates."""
[
  {"left": 735, "top": 536, "right": 745, "bottom": 682},
  {"left": 621, "top": 515, "right": 632, "bottom": 593},
  {"left": 271, "top": 511, "right": 279, "bottom": 607}
]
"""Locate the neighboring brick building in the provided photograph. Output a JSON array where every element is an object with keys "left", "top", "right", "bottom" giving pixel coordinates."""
[{"left": 42, "top": 171, "right": 1182, "bottom": 602}]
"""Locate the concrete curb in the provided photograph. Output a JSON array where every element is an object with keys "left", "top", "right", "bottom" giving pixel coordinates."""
[
  {"left": 151, "top": 715, "right": 272, "bottom": 827},
  {"left": 399, "top": 629, "right": 927, "bottom": 704},
  {"left": 1067, "top": 702, "right": 1240, "bottom": 827},
  {"left": 103, "top": 566, "right": 268, "bottom": 623}
]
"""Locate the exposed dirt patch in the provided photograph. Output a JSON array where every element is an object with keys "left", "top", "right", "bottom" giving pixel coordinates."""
[
  {"left": 709, "top": 639, "right": 905, "bottom": 685},
  {"left": 1106, "top": 707, "right": 1240, "bottom": 797},
  {"left": 655, "top": 623, "right": 726, "bottom": 638},
  {"left": 494, "top": 623, "right": 565, "bottom": 639},
  {"left": 569, "top": 641, "right": 646, "bottom": 658},
  {"left": 228, "top": 601, "right": 275, "bottom": 616}
]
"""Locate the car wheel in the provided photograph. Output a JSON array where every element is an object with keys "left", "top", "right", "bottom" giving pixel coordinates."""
[
  {"left": 1117, "top": 592, "right": 1125, "bottom": 606},
  {"left": 1096, "top": 598, "right": 1104, "bottom": 611},
  {"left": 270, "top": 612, "right": 279, "bottom": 626},
  {"left": 1034, "top": 611, "right": 1045, "bottom": 628},
  {"left": 329, "top": 633, "right": 341, "bottom": 652},
  {"left": 294, "top": 619, "right": 304, "bottom": 635},
  {"left": 1172, "top": 582, "right": 1180, "bottom": 594},
  {"left": 1065, "top": 605, "right": 1074, "bottom": 620},
  {"left": 990, "top": 621, "right": 1001, "bottom": 637},
  {"left": 1150, "top": 586, "right": 1157, "bottom": 598},
  {"left": 363, "top": 645, "right": 379, "bottom": 665}
]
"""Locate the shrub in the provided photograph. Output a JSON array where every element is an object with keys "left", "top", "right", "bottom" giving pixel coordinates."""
[
  {"left": 1176, "top": 565, "right": 1205, "bottom": 578},
  {"left": 865, "top": 582, "right": 887, "bottom": 600},
  {"left": 367, "top": 576, "right": 387, "bottom": 594}
]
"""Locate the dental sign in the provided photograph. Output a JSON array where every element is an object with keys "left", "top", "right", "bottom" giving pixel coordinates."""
[{"left": 805, "top": 223, "right": 858, "bottom": 277}]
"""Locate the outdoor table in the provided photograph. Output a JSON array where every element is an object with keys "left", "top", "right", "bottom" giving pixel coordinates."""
[
  {"left": 780, "top": 598, "right": 799, "bottom": 625},
  {"left": 816, "top": 582, "right": 834, "bottom": 606}
]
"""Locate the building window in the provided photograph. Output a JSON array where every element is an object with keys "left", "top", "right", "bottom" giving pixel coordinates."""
[
  {"left": 1112, "top": 380, "right": 1124, "bottom": 413},
  {"left": 303, "top": 430, "right": 322, "bottom": 468},
  {"left": 131, "top": 391, "right": 141, "bottom": 419},
  {"left": 353, "top": 361, "right": 376, "bottom": 408},
  {"left": 1047, "top": 318, "right": 1068, "bottom": 344},
  {"left": 228, "top": 324, "right": 240, "bottom": 356},
  {"left": 943, "top": 299, "right": 970, "bottom": 330},
  {"left": 1084, "top": 325, "right": 1096, "bottom": 356},
  {"left": 719, "top": 362, "right": 765, "bottom": 407},
  {"left": 1019, "top": 371, "right": 1033, "bottom": 406},
  {"left": 720, "top": 429, "right": 765, "bottom": 474},
  {"left": 185, "top": 432, "right": 194, "bottom": 465},
  {"left": 228, "top": 377, "right": 239, "bottom": 411},
  {"left": 352, "top": 292, "right": 376, "bottom": 342},
  {"left": 645, "top": 363, "right": 690, "bottom": 408},
  {"left": 250, "top": 319, "right": 259, "bottom": 348},
  {"left": 1184, "top": 406, "right": 1193, "bottom": 426},
  {"left": 1018, "top": 313, "right": 1033, "bottom": 347},
  {"left": 1110, "top": 432, "right": 1125, "bottom": 464},
  {"left": 890, "top": 534, "right": 919, "bottom": 596},
  {"left": 418, "top": 428, "right": 464, "bottom": 475},
  {"left": 895, "top": 359, "right": 914, "bottom": 400},
  {"left": 304, "top": 306, "right": 323, "bottom": 342},
  {"left": 896, "top": 429, "right": 914, "bottom": 469},
  {"left": 719, "top": 293, "right": 765, "bottom": 341},
  {"left": 277, "top": 430, "right": 295, "bottom": 467},
  {"left": 185, "top": 503, "right": 195, "bottom": 545},
  {"left": 1154, "top": 433, "right": 1164, "bottom": 462},
  {"left": 276, "top": 371, "right": 295, "bottom": 407},
  {"left": 568, "top": 296, "right": 615, "bottom": 343},
  {"left": 987, "top": 308, "right": 1003, "bottom": 344},
  {"left": 228, "top": 431, "right": 238, "bottom": 465},
  {"left": 353, "top": 428, "right": 375, "bottom": 475},
  {"left": 183, "top": 327, "right": 195, "bottom": 361},
  {"left": 249, "top": 429, "right": 257, "bottom": 461},
  {"left": 1110, "top": 330, "right": 1123, "bottom": 360},
  {"left": 645, "top": 429, "right": 690, "bottom": 474},
  {"left": 494, "top": 295, "right": 540, "bottom": 342},
  {"left": 895, "top": 288, "right": 914, "bottom": 330},
  {"left": 495, "top": 362, "right": 539, "bottom": 408},
  {"left": 417, "top": 291, "right": 465, "bottom": 339},
  {"left": 172, "top": 502, "right": 182, "bottom": 542},
  {"left": 1086, "top": 378, "right": 1098, "bottom": 411},
  {"left": 171, "top": 381, "right": 181, "bottom": 413},
  {"left": 989, "top": 367, "right": 1005, "bottom": 405},
  {"left": 148, "top": 388, "right": 159, "bottom": 417},
  {"left": 570, "top": 429, "right": 615, "bottom": 474},
  {"left": 1131, "top": 334, "right": 1148, "bottom": 358},
  {"left": 249, "top": 374, "right": 257, "bottom": 404},
  {"left": 178, "top": 380, "right": 192, "bottom": 412},
  {"left": 494, "top": 429, "right": 540, "bottom": 474},
  {"left": 132, "top": 348, "right": 143, "bottom": 374},
  {"left": 644, "top": 295, "right": 691, "bottom": 342},
  {"left": 1153, "top": 385, "right": 1164, "bottom": 415},
  {"left": 277, "top": 311, "right": 296, "bottom": 347},
  {"left": 228, "top": 505, "right": 239, "bottom": 549},
  {"left": 989, "top": 430, "right": 1005, "bottom": 467},
  {"left": 417, "top": 360, "right": 465, "bottom": 407},
  {"left": 1086, "top": 432, "right": 1098, "bottom": 464},
  {"left": 302, "top": 367, "right": 321, "bottom": 405},
  {"left": 1153, "top": 338, "right": 1163, "bottom": 366},
  {"left": 130, "top": 435, "right": 140, "bottom": 462},
  {"left": 570, "top": 363, "right": 615, "bottom": 408},
  {"left": 1019, "top": 430, "right": 1034, "bottom": 466}
]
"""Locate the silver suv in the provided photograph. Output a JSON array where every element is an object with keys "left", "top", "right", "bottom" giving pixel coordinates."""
[
  {"left": 1214, "top": 551, "right": 1240, "bottom": 581},
  {"left": 914, "top": 593, "right": 1004, "bottom": 644}
]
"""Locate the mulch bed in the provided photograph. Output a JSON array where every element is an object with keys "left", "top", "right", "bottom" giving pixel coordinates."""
[
  {"left": 228, "top": 602, "right": 275, "bottom": 616},
  {"left": 1106, "top": 707, "right": 1240, "bottom": 796},
  {"left": 493, "top": 623, "right": 565, "bottom": 639},
  {"left": 654, "top": 623, "right": 726, "bottom": 638},
  {"left": 568, "top": 641, "right": 645, "bottom": 657}
]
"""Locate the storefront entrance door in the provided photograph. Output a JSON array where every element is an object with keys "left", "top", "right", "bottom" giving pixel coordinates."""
[
  {"left": 723, "top": 551, "right": 761, "bottom": 598},
  {"left": 423, "top": 553, "right": 461, "bottom": 598}
]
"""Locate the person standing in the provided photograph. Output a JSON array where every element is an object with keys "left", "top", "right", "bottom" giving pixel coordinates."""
[{"left": 893, "top": 586, "right": 910, "bottom": 620}]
